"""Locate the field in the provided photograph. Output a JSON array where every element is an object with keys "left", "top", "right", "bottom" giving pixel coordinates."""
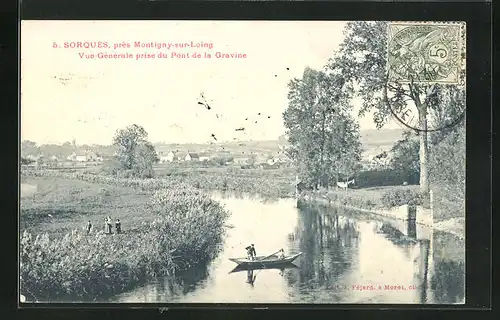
[{"left": 21, "top": 177, "right": 153, "bottom": 238}]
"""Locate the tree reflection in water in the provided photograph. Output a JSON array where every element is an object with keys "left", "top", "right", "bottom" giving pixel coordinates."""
[
  {"left": 286, "top": 203, "right": 360, "bottom": 292},
  {"left": 430, "top": 260, "right": 465, "bottom": 303},
  {"left": 148, "top": 262, "right": 211, "bottom": 301}
]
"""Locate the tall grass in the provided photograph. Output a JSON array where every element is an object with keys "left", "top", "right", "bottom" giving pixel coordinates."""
[
  {"left": 22, "top": 169, "right": 296, "bottom": 198},
  {"left": 20, "top": 175, "right": 230, "bottom": 301}
]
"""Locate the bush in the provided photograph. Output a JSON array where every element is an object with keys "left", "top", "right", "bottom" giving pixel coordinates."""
[
  {"left": 20, "top": 229, "right": 152, "bottom": 301},
  {"left": 99, "top": 159, "right": 122, "bottom": 176},
  {"left": 381, "top": 188, "right": 424, "bottom": 208},
  {"left": 21, "top": 157, "right": 35, "bottom": 165},
  {"left": 355, "top": 169, "right": 419, "bottom": 188},
  {"left": 149, "top": 188, "right": 229, "bottom": 263},
  {"left": 428, "top": 122, "right": 465, "bottom": 220}
]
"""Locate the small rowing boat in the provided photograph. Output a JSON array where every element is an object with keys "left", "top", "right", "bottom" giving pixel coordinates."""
[
  {"left": 229, "top": 252, "right": 302, "bottom": 267},
  {"left": 229, "top": 262, "right": 299, "bottom": 274}
]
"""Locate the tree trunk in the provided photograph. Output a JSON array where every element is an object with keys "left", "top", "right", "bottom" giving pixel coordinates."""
[
  {"left": 419, "top": 104, "right": 430, "bottom": 195},
  {"left": 319, "top": 109, "right": 326, "bottom": 190},
  {"left": 411, "top": 83, "right": 430, "bottom": 196}
]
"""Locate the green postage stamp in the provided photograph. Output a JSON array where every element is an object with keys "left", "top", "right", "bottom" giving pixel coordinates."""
[{"left": 387, "top": 22, "right": 466, "bottom": 85}]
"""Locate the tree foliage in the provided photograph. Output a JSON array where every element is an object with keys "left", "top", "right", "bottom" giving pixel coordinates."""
[
  {"left": 428, "top": 120, "right": 465, "bottom": 214},
  {"left": 21, "top": 140, "right": 39, "bottom": 157},
  {"left": 283, "top": 67, "right": 362, "bottom": 190},
  {"left": 112, "top": 124, "right": 159, "bottom": 178},
  {"left": 327, "top": 21, "right": 466, "bottom": 194},
  {"left": 389, "top": 131, "right": 420, "bottom": 175}
]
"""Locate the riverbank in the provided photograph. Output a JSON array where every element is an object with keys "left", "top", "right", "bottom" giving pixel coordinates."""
[
  {"left": 298, "top": 187, "right": 465, "bottom": 239},
  {"left": 20, "top": 172, "right": 229, "bottom": 302}
]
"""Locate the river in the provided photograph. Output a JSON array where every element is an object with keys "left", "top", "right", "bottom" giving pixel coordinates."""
[{"left": 110, "top": 192, "right": 465, "bottom": 304}]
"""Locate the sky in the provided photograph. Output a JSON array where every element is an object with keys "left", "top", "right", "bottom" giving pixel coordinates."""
[{"left": 21, "top": 20, "right": 401, "bottom": 146}]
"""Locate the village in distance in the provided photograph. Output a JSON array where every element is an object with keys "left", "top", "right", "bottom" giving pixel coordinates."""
[{"left": 20, "top": 128, "right": 402, "bottom": 172}]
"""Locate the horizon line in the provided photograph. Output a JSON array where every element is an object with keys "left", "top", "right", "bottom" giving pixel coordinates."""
[{"left": 22, "top": 128, "right": 404, "bottom": 146}]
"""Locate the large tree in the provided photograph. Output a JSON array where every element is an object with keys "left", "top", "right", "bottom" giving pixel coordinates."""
[
  {"left": 328, "top": 21, "right": 465, "bottom": 195},
  {"left": 112, "top": 124, "right": 159, "bottom": 177},
  {"left": 21, "top": 140, "right": 39, "bottom": 157},
  {"left": 283, "top": 67, "right": 362, "bottom": 190}
]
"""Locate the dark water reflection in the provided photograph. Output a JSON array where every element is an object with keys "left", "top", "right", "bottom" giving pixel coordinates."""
[{"left": 111, "top": 193, "right": 465, "bottom": 304}]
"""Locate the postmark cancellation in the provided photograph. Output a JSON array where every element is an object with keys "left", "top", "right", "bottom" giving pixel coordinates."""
[{"left": 387, "top": 22, "right": 466, "bottom": 85}]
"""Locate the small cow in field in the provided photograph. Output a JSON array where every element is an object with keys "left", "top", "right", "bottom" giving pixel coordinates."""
[{"left": 337, "top": 179, "right": 355, "bottom": 190}]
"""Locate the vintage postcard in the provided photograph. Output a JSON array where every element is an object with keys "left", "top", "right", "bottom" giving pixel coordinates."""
[{"left": 20, "top": 20, "right": 466, "bottom": 304}]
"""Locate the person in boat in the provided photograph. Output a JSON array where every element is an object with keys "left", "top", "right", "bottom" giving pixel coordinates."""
[
  {"left": 245, "top": 245, "right": 254, "bottom": 261},
  {"left": 278, "top": 248, "right": 285, "bottom": 260},
  {"left": 250, "top": 244, "right": 257, "bottom": 260}
]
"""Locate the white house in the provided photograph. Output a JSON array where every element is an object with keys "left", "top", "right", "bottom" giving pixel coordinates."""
[
  {"left": 185, "top": 153, "right": 199, "bottom": 161},
  {"left": 199, "top": 156, "right": 210, "bottom": 162},
  {"left": 66, "top": 150, "right": 99, "bottom": 162},
  {"left": 85, "top": 151, "right": 99, "bottom": 162},
  {"left": 25, "top": 154, "right": 40, "bottom": 161},
  {"left": 66, "top": 153, "right": 77, "bottom": 161},
  {"left": 267, "top": 158, "right": 277, "bottom": 165},
  {"left": 159, "top": 151, "right": 175, "bottom": 163},
  {"left": 233, "top": 157, "right": 249, "bottom": 165}
]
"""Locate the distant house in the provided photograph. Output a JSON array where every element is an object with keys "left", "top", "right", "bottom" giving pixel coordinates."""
[
  {"left": 76, "top": 155, "right": 87, "bottom": 162},
  {"left": 66, "top": 153, "right": 77, "bottom": 161},
  {"left": 86, "top": 151, "right": 99, "bottom": 162},
  {"left": 199, "top": 156, "right": 210, "bottom": 162},
  {"left": 159, "top": 151, "right": 175, "bottom": 163},
  {"left": 185, "top": 153, "right": 199, "bottom": 161},
  {"left": 66, "top": 149, "right": 100, "bottom": 162},
  {"left": 233, "top": 157, "right": 249, "bottom": 165},
  {"left": 25, "top": 154, "right": 39, "bottom": 161},
  {"left": 254, "top": 154, "right": 269, "bottom": 165}
]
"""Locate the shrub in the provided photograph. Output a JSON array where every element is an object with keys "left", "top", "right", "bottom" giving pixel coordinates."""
[
  {"left": 21, "top": 157, "right": 35, "bottom": 165},
  {"left": 381, "top": 188, "right": 424, "bottom": 208},
  {"left": 149, "top": 188, "right": 229, "bottom": 263},
  {"left": 98, "top": 159, "right": 122, "bottom": 176},
  {"left": 428, "top": 122, "right": 465, "bottom": 220},
  {"left": 19, "top": 230, "right": 152, "bottom": 301},
  {"left": 355, "top": 169, "right": 419, "bottom": 188}
]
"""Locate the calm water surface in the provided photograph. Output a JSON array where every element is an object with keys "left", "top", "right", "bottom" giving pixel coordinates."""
[{"left": 111, "top": 192, "right": 465, "bottom": 304}]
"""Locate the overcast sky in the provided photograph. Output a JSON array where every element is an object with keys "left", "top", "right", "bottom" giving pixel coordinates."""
[{"left": 21, "top": 20, "right": 401, "bottom": 145}]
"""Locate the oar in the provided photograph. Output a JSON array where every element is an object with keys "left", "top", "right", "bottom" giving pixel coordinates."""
[{"left": 259, "top": 249, "right": 282, "bottom": 261}]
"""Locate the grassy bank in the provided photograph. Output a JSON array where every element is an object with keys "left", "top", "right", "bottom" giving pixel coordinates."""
[
  {"left": 28, "top": 165, "right": 298, "bottom": 199},
  {"left": 300, "top": 185, "right": 421, "bottom": 211},
  {"left": 20, "top": 172, "right": 229, "bottom": 302},
  {"left": 154, "top": 164, "right": 297, "bottom": 198},
  {"left": 299, "top": 185, "right": 465, "bottom": 237}
]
